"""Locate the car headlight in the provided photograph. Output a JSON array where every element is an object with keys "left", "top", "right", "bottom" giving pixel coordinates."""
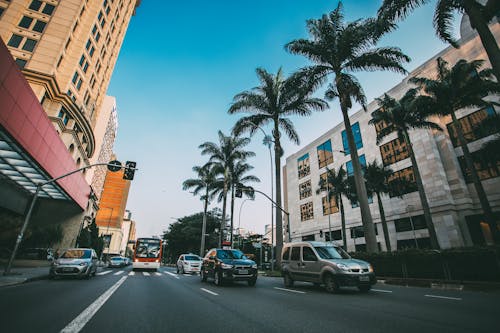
[
  {"left": 336, "top": 263, "right": 349, "bottom": 271},
  {"left": 79, "top": 262, "right": 88, "bottom": 266},
  {"left": 251, "top": 264, "right": 257, "bottom": 269},
  {"left": 221, "top": 263, "right": 233, "bottom": 269},
  {"left": 368, "top": 264, "right": 374, "bottom": 273}
]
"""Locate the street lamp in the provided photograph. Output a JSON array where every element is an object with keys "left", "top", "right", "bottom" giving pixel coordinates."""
[
  {"left": 237, "top": 198, "right": 252, "bottom": 249},
  {"left": 243, "top": 120, "right": 275, "bottom": 271}
]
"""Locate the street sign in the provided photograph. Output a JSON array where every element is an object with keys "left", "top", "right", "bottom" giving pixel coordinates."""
[{"left": 107, "top": 160, "right": 122, "bottom": 172}]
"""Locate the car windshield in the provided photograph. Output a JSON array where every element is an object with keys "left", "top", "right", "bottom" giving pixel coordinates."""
[
  {"left": 314, "top": 246, "right": 351, "bottom": 260},
  {"left": 61, "top": 249, "right": 91, "bottom": 259},
  {"left": 185, "top": 255, "right": 200, "bottom": 261},
  {"left": 217, "top": 249, "right": 247, "bottom": 260},
  {"left": 111, "top": 257, "right": 122, "bottom": 261}
]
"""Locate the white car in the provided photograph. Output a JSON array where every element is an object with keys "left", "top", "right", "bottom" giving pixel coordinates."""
[{"left": 176, "top": 254, "right": 202, "bottom": 274}]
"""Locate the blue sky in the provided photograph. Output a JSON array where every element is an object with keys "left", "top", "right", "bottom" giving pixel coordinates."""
[{"left": 108, "top": 1, "right": 459, "bottom": 238}]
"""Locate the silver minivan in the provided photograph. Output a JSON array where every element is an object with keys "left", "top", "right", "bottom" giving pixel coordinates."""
[{"left": 281, "top": 241, "right": 376, "bottom": 293}]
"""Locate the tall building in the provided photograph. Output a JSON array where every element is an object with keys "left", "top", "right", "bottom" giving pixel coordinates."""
[
  {"left": 0, "top": 0, "right": 139, "bottom": 248},
  {"left": 96, "top": 162, "right": 130, "bottom": 256},
  {"left": 284, "top": 16, "right": 500, "bottom": 251}
]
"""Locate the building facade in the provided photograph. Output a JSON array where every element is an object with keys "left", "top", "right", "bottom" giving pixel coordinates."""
[{"left": 284, "top": 17, "right": 500, "bottom": 251}]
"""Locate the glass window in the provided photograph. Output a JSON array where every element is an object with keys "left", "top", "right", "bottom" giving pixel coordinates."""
[
  {"left": 300, "top": 202, "right": 314, "bottom": 221},
  {"left": 61, "top": 249, "right": 91, "bottom": 259},
  {"left": 317, "top": 139, "right": 333, "bottom": 168},
  {"left": 447, "top": 107, "right": 497, "bottom": 147},
  {"left": 302, "top": 234, "right": 315, "bottom": 241},
  {"left": 32, "top": 20, "right": 46, "bottom": 33},
  {"left": 72, "top": 72, "right": 79, "bottom": 84},
  {"left": 325, "top": 230, "right": 342, "bottom": 241},
  {"left": 387, "top": 166, "right": 418, "bottom": 197},
  {"left": 22, "top": 38, "right": 37, "bottom": 52},
  {"left": 458, "top": 149, "right": 500, "bottom": 183},
  {"left": 0, "top": 7, "right": 5, "bottom": 18},
  {"left": 298, "top": 153, "right": 310, "bottom": 179},
  {"left": 282, "top": 247, "right": 290, "bottom": 261},
  {"left": 79, "top": 54, "right": 85, "bottom": 66},
  {"left": 76, "top": 78, "right": 83, "bottom": 90},
  {"left": 29, "top": 0, "right": 42, "bottom": 11},
  {"left": 89, "top": 46, "right": 95, "bottom": 57},
  {"left": 380, "top": 137, "right": 409, "bottom": 166},
  {"left": 15, "top": 58, "right": 27, "bottom": 69},
  {"left": 19, "top": 16, "right": 33, "bottom": 29},
  {"left": 42, "top": 3, "right": 55, "bottom": 15},
  {"left": 341, "top": 122, "right": 363, "bottom": 155},
  {"left": 322, "top": 195, "right": 339, "bottom": 215},
  {"left": 299, "top": 180, "right": 312, "bottom": 200},
  {"left": 290, "top": 247, "right": 300, "bottom": 261},
  {"left": 346, "top": 154, "right": 367, "bottom": 176},
  {"left": 302, "top": 247, "right": 317, "bottom": 261},
  {"left": 7, "top": 34, "right": 23, "bottom": 48},
  {"left": 315, "top": 246, "right": 350, "bottom": 259}
]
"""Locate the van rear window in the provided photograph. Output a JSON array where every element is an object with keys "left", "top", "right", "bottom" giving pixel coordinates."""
[
  {"left": 282, "top": 247, "right": 290, "bottom": 260},
  {"left": 291, "top": 247, "right": 300, "bottom": 261}
]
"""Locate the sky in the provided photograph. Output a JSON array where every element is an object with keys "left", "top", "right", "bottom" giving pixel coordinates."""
[{"left": 107, "top": 0, "right": 460, "bottom": 238}]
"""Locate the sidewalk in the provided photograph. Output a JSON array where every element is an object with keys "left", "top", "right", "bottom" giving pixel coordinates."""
[{"left": 0, "top": 260, "right": 50, "bottom": 287}]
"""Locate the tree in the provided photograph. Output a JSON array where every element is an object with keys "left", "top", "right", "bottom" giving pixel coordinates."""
[
  {"left": 199, "top": 131, "right": 254, "bottom": 247},
  {"left": 76, "top": 218, "right": 104, "bottom": 255},
  {"left": 286, "top": 2, "right": 410, "bottom": 252},
  {"left": 378, "top": 0, "right": 500, "bottom": 80},
  {"left": 229, "top": 67, "right": 327, "bottom": 262},
  {"left": 183, "top": 162, "right": 218, "bottom": 256},
  {"left": 410, "top": 57, "right": 500, "bottom": 243},
  {"left": 316, "top": 166, "right": 349, "bottom": 250},
  {"left": 369, "top": 89, "right": 442, "bottom": 249},
  {"left": 228, "top": 161, "right": 260, "bottom": 246}
]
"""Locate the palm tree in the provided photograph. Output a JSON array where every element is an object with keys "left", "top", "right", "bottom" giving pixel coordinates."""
[
  {"left": 316, "top": 166, "right": 349, "bottom": 250},
  {"left": 182, "top": 162, "right": 218, "bottom": 256},
  {"left": 199, "top": 131, "right": 254, "bottom": 247},
  {"left": 229, "top": 67, "right": 328, "bottom": 262},
  {"left": 285, "top": 2, "right": 410, "bottom": 252},
  {"left": 369, "top": 89, "right": 442, "bottom": 249},
  {"left": 364, "top": 161, "right": 395, "bottom": 252},
  {"left": 378, "top": 0, "right": 500, "bottom": 80},
  {"left": 228, "top": 161, "right": 260, "bottom": 245},
  {"left": 477, "top": 113, "right": 500, "bottom": 173},
  {"left": 410, "top": 57, "right": 500, "bottom": 243}
]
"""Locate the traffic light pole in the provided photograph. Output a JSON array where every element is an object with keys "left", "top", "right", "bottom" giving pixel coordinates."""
[{"left": 3, "top": 162, "right": 137, "bottom": 276}]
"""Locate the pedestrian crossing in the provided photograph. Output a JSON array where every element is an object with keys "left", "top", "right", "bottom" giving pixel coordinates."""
[{"left": 96, "top": 270, "right": 196, "bottom": 278}]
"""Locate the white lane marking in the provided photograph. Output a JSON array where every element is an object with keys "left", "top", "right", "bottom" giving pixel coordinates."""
[
  {"left": 274, "top": 287, "right": 306, "bottom": 294},
  {"left": 155, "top": 272, "right": 162, "bottom": 276},
  {"left": 201, "top": 288, "right": 218, "bottom": 296},
  {"left": 96, "top": 270, "right": 111, "bottom": 276},
  {"left": 128, "top": 271, "right": 135, "bottom": 276},
  {"left": 425, "top": 294, "right": 462, "bottom": 301},
  {"left": 60, "top": 276, "right": 127, "bottom": 333},
  {"left": 113, "top": 271, "right": 124, "bottom": 275},
  {"left": 164, "top": 271, "right": 180, "bottom": 279},
  {"left": 143, "top": 272, "right": 150, "bottom": 276},
  {"left": 372, "top": 289, "right": 393, "bottom": 293}
]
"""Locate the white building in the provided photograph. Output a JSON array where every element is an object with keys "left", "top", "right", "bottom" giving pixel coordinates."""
[{"left": 284, "top": 16, "right": 500, "bottom": 251}]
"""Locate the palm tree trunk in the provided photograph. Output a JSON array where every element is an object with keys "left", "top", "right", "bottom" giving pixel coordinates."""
[
  {"left": 464, "top": 1, "right": 500, "bottom": 81},
  {"left": 377, "top": 192, "right": 391, "bottom": 252},
  {"left": 220, "top": 181, "right": 228, "bottom": 247},
  {"left": 338, "top": 95, "right": 378, "bottom": 252},
  {"left": 339, "top": 195, "right": 347, "bottom": 250},
  {"left": 403, "top": 130, "right": 440, "bottom": 249},
  {"left": 230, "top": 185, "right": 235, "bottom": 246},
  {"left": 200, "top": 189, "right": 209, "bottom": 257},
  {"left": 274, "top": 124, "right": 283, "bottom": 267},
  {"left": 450, "top": 111, "right": 500, "bottom": 244}
]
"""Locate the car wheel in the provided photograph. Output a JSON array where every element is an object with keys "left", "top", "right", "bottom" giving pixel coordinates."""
[
  {"left": 214, "top": 270, "right": 223, "bottom": 286},
  {"left": 324, "top": 274, "right": 339, "bottom": 293},
  {"left": 358, "top": 285, "right": 371, "bottom": 293},
  {"left": 248, "top": 278, "right": 257, "bottom": 287},
  {"left": 284, "top": 273, "right": 294, "bottom": 288},
  {"left": 201, "top": 269, "right": 207, "bottom": 282}
]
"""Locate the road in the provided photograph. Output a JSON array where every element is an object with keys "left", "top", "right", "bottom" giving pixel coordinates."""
[{"left": 0, "top": 266, "right": 498, "bottom": 333}]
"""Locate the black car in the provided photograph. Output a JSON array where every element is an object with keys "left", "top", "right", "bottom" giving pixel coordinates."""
[{"left": 201, "top": 248, "right": 258, "bottom": 286}]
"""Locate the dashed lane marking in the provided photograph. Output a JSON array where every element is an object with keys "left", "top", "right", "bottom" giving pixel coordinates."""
[
  {"left": 113, "top": 271, "right": 124, "bottom": 275},
  {"left": 96, "top": 270, "right": 112, "bottom": 276},
  {"left": 60, "top": 276, "right": 127, "bottom": 333},
  {"left": 201, "top": 288, "right": 218, "bottom": 296},
  {"left": 142, "top": 272, "right": 150, "bottom": 276},
  {"left": 164, "top": 271, "right": 180, "bottom": 279},
  {"left": 128, "top": 271, "right": 135, "bottom": 276},
  {"left": 155, "top": 272, "right": 162, "bottom": 276},
  {"left": 274, "top": 287, "right": 306, "bottom": 294},
  {"left": 372, "top": 289, "right": 393, "bottom": 293},
  {"left": 425, "top": 294, "right": 462, "bottom": 301}
]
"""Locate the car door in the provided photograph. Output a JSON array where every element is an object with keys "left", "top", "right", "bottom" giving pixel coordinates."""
[
  {"left": 301, "top": 246, "right": 321, "bottom": 283},
  {"left": 288, "top": 246, "right": 302, "bottom": 281},
  {"left": 206, "top": 250, "right": 217, "bottom": 278},
  {"left": 91, "top": 250, "right": 98, "bottom": 273}
]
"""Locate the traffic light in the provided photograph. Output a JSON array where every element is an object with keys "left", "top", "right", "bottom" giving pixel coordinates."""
[
  {"left": 235, "top": 184, "right": 242, "bottom": 198},
  {"left": 123, "top": 161, "right": 136, "bottom": 180}
]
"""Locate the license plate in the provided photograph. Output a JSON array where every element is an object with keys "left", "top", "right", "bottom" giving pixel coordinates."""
[
  {"left": 359, "top": 275, "right": 369, "bottom": 282},
  {"left": 144, "top": 263, "right": 149, "bottom": 266},
  {"left": 238, "top": 269, "right": 249, "bottom": 275},
  {"left": 63, "top": 267, "right": 73, "bottom": 272}
]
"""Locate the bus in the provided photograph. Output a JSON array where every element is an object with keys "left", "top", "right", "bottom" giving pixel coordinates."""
[{"left": 132, "top": 238, "right": 162, "bottom": 271}]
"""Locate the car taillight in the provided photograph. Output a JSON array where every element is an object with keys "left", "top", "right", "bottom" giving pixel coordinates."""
[{"left": 155, "top": 259, "right": 159, "bottom": 263}]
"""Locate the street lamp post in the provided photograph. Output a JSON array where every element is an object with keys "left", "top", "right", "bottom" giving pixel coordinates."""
[{"left": 238, "top": 198, "right": 251, "bottom": 249}]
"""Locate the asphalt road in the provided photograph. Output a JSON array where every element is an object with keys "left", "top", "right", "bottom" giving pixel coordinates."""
[{"left": 1, "top": 266, "right": 498, "bottom": 333}]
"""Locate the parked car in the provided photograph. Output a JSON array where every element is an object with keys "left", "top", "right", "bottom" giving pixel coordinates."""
[
  {"left": 49, "top": 248, "right": 98, "bottom": 279},
  {"left": 177, "top": 254, "right": 202, "bottom": 274},
  {"left": 200, "top": 248, "right": 257, "bottom": 286},
  {"left": 281, "top": 241, "right": 376, "bottom": 293},
  {"left": 109, "top": 256, "right": 128, "bottom": 268}
]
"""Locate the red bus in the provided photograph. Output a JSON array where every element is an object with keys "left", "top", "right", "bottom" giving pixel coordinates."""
[{"left": 132, "top": 238, "right": 162, "bottom": 271}]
